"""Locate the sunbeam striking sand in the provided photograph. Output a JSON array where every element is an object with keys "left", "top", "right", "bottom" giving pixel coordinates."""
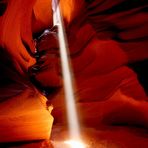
[{"left": 52, "top": 0, "right": 86, "bottom": 147}]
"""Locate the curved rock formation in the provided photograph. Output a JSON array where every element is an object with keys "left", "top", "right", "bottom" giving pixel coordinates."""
[
  {"left": 0, "top": 0, "right": 53, "bottom": 143},
  {"left": 32, "top": 0, "right": 148, "bottom": 128}
]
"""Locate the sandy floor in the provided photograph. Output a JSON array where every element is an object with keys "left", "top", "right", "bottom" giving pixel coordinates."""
[
  {"left": 1, "top": 125, "right": 148, "bottom": 148},
  {"left": 50, "top": 125, "right": 148, "bottom": 148}
]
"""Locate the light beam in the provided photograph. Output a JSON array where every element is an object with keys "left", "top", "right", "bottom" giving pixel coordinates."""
[{"left": 52, "top": 0, "right": 84, "bottom": 143}]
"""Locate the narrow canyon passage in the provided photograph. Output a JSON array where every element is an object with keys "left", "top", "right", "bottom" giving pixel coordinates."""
[{"left": 0, "top": 0, "right": 148, "bottom": 147}]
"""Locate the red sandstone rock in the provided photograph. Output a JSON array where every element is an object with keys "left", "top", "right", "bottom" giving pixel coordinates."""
[
  {"left": 0, "top": 87, "right": 53, "bottom": 142},
  {"left": 0, "top": 0, "right": 36, "bottom": 74},
  {"left": 0, "top": 0, "right": 54, "bottom": 143}
]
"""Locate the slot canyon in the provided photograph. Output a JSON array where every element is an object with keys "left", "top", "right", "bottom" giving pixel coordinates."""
[{"left": 0, "top": 0, "right": 148, "bottom": 147}]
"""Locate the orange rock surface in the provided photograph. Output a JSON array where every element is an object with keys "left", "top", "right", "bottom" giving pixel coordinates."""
[
  {"left": 0, "top": 0, "right": 53, "bottom": 143},
  {"left": 0, "top": 88, "right": 53, "bottom": 142}
]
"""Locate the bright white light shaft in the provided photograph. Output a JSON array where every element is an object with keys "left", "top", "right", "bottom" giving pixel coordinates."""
[{"left": 52, "top": 0, "right": 81, "bottom": 140}]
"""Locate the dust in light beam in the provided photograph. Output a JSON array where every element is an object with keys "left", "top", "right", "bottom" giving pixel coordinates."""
[{"left": 52, "top": 0, "right": 86, "bottom": 146}]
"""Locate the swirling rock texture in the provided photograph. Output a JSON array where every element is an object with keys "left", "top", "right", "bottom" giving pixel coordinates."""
[
  {"left": 0, "top": 0, "right": 148, "bottom": 147},
  {"left": 33, "top": 0, "right": 148, "bottom": 147},
  {"left": 36, "top": 0, "right": 148, "bottom": 126},
  {"left": 0, "top": 0, "right": 53, "bottom": 143}
]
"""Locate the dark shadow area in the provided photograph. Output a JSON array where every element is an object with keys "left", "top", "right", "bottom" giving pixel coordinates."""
[
  {"left": 0, "top": 1, "right": 7, "bottom": 16},
  {"left": 129, "top": 59, "right": 148, "bottom": 95}
]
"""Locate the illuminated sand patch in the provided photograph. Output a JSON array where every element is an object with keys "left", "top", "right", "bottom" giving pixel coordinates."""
[
  {"left": 51, "top": 139, "right": 88, "bottom": 148},
  {"left": 64, "top": 140, "right": 87, "bottom": 148}
]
